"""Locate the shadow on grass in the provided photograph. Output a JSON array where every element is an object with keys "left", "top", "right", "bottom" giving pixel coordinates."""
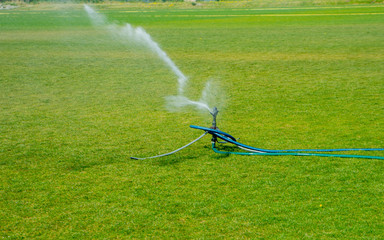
[
  {"left": 61, "top": 159, "right": 99, "bottom": 172},
  {"left": 61, "top": 152, "right": 126, "bottom": 171},
  {"left": 203, "top": 145, "right": 232, "bottom": 159},
  {"left": 150, "top": 154, "right": 204, "bottom": 166}
]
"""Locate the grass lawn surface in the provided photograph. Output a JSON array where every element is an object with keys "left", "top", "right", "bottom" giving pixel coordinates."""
[{"left": 1, "top": 1, "right": 384, "bottom": 238}]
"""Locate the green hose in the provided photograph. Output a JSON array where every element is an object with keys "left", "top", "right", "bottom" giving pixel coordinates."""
[{"left": 212, "top": 143, "right": 384, "bottom": 160}]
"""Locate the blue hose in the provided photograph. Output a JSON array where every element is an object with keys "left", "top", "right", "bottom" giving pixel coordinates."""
[{"left": 190, "top": 125, "right": 384, "bottom": 160}]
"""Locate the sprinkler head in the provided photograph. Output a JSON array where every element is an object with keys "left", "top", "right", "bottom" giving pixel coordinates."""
[
  {"left": 210, "top": 107, "right": 219, "bottom": 129},
  {"left": 210, "top": 107, "right": 219, "bottom": 143}
]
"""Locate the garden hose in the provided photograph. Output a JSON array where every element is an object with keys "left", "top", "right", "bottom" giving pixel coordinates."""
[
  {"left": 130, "top": 132, "right": 207, "bottom": 160},
  {"left": 131, "top": 107, "right": 383, "bottom": 160},
  {"left": 190, "top": 125, "right": 384, "bottom": 160}
]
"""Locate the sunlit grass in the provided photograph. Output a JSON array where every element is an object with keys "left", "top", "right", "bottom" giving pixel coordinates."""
[{"left": 1, "top": 2, "right": 383, "bottom": 238}]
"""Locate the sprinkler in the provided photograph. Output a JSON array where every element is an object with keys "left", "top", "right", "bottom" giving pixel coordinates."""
[
  {"left": 210, "top": 107, "right": 219, "bottom": 143},
  {"left": 210, "top": 107, "right": 219, "bottom": 129},
  {"left": 131, "top": 107, "right": 384, "bottom": 160}
]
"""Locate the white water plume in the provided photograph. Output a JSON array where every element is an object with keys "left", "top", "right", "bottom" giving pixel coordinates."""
[
  {"left": 84, "top": 5, "right": 216, "bottom": 113},
  {"left": 166, "top": 96, "right": 211, "bottom": 112},
  {"left": 165, "top": 80, "right": 222, "bottom": 113}
]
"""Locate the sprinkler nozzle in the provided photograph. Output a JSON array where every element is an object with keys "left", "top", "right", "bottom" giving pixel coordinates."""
[
  {"left": 210, "top": 107, "right": 219, "bottom": 129},
  {"left": 210, "top": 107, "right": 219, "bottom": 143}
]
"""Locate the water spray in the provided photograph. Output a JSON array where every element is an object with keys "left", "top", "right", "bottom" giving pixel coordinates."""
[
  {"left": 131, "top": 107, "right": 384, "bottom": 160},
  {"left": 84, "top": 5, "right": 212, "bottom": 114}
]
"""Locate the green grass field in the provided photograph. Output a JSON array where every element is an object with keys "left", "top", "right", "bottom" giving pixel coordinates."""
[{"left": 1, "top": 1, "right": 384, "bottom": 238}]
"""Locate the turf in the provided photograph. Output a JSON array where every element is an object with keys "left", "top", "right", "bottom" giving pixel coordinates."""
[{"left": 1, "top": 2, "right": 384, "bottom": 239}]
